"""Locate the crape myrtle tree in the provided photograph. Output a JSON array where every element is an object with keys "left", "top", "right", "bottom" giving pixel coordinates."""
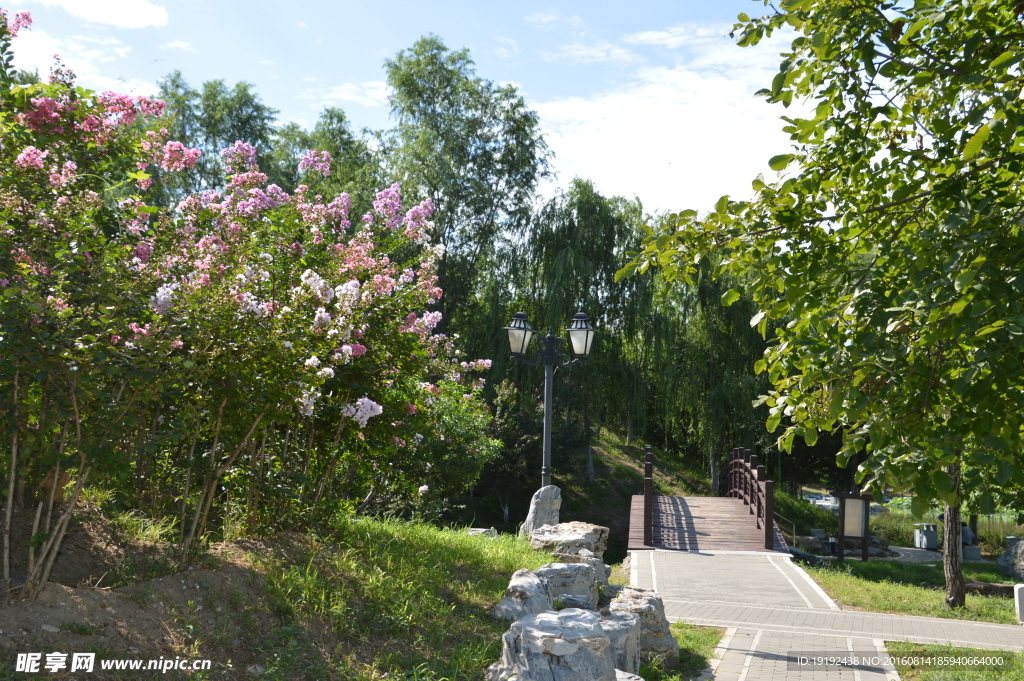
[
  {"left": 619, "top": 0, "right": 1024, "bottom": 607},
  {"left": 0, "top": 9, "right": 499, "bottom": 601}
]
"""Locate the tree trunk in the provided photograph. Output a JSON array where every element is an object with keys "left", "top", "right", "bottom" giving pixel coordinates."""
[
  {"left": 710, "top": 452, "right": 719, "bottom": 497},
  {"left": 3, "top": 371, "right": 20, "bottom": 595},
  {"left": 943, "top": 462, "right": 965, "bottom": 609}
]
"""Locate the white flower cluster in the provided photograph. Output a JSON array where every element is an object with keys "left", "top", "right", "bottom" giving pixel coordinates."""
[
  {"left": 305, "top": 356, "right": 320, "bottom": 368},
  {"left": 335, "top": 279, "right": 360, "bottom": 312},
  {"left": 237, "top": 291, "right": 263, "bottom": 317},
  {"left": 236, "top": 266, "right": 270, "bottom": 285},
  {"left": 341, "top": 396, "right": 383, "bottom": 428},
  {"left": 301, "top": 269, "right": 335, "bottom": 302},
  {"left": 418, "top": 484, "right": 429, "bottom": 495},
  {"left": 312, "top": 306, "right": 332, "bottom": 329},
  {"left": 297, "top": 389, "right": 320, "bottom": 416},
  {"left": 151, "top": 282, "right": 179, "bottom": 314},
  {"left": 317, "top": 367, "right": 335, "bottom": 379}
]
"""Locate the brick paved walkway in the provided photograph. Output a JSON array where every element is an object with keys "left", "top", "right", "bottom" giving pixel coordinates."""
[{"left": 630, "top": 549, "right": 1024, "bottom": 680}]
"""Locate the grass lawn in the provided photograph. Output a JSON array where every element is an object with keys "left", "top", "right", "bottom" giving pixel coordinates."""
[
  {"left": 637, "top": 622, "right": 725, "bottom": 681},
  {"left": 886, "top": 642, "right": 1024, "bottom": 680},
  {"left": 805, "top": 560, "right": 1018, "bottom": 624}
]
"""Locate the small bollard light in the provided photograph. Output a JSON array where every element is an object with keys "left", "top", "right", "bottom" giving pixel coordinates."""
[{"left": 828, "top": 535, "right": 837, "bottom": 556}]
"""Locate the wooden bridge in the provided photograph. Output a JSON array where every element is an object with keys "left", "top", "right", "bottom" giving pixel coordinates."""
[{"left": 628, "top": 446, "right": 788, "bottom": 552}]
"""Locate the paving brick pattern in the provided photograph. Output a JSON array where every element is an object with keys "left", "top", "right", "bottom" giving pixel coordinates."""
[{"left": 631, "top": 549, "right": 1024, "bottom": 680}]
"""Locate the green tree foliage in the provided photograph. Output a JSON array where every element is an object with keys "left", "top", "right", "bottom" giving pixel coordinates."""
[
  {"left": 383, "top": 35, "right": 552, "bottom": 333},
  {"left": 620, "top": 0, "right": 1024, "bottom": 607},
  {"left": 153, "top": 70, "right": 279, "bottom": 201}
]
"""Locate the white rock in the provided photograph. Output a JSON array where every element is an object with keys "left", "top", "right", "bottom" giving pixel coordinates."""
[
  {"left": 468, "top": 527, "right": 498, "bottom": 537},
  {"left": 997, "top": 541, "right": 1024, "bottom": 580},
  {"left": 520, "top": 485, "right": 561, "bottom": 537},
  {"left": 601, "top": 611, "right": 641, "bottom": 673},
  {"left": 553, "top": 548, "right": 612, "bottom": 586},
  {"left": 41, "top": 624, "right": 60, "bottom": 633},
  {"left": 246, "top": 664, "right": 265, "bottom": 675},
  {"left": 493, "top": 569, "right": 554, "bottom": 622},
  {"left": 530, "top": 521, "right": 609, "bottom": 559},
  {"left": 609, "top": 585, "right": 679, "bottom": 670},
  {"left": 536, "top": 562, "right": 599, "bottom": 610},
  {"left": 490, "top": 609, "right": 617, "bottom": 681},
  {"left": 615, "top": 672, "right": 643, "bottom": 681}
]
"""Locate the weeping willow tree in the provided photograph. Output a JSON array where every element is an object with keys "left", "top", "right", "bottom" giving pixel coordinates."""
[{"left": 645, "top": 260, "right": 773, "bottom": 491}]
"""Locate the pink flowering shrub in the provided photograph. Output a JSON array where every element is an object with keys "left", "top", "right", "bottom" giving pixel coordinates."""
[{"left": 0, "top": 9, "right": 498, "bottom": 557}]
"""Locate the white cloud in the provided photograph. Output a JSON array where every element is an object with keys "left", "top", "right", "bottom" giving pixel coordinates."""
[
  {"left": 525, "top": 12, "right": 559, "bottom": 29},
  {"left": 11, "top": 28, "right": 157, "bottom": 95},
  {"left": 532, "top": 28, "right": 808, "bottom": 215},
  {"left": 28, "top": 0, "right": 168, "bottom": 29},
  {"left": 307, "top": 81, "right": 390, "bottom": 108},
  {"left": 297, "top": 20, "right": 308, "bottom": 29},
  {"left": 546, "top": 40, "right": 638, "bottom": 64},
  {"left": 624, "top": 23, "right": 733, "bottom": 49},
  {"left": 159, "top": 40, "right": 193, "bottom": 52},
  {"left": 495, "top": 36, "right": 519, "bottom": 59}
]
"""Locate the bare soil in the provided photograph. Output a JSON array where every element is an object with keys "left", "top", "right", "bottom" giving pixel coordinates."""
[{"left": 0, "top": 508, "right": 337, "bottom": 680}]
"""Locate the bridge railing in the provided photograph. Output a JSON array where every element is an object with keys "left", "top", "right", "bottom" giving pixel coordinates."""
[
  {"left": 643, "top": 444, "right": 653, "bottom": 545},
  {"left": 724, "top": 448, "right": 776, "bottom": 550}
]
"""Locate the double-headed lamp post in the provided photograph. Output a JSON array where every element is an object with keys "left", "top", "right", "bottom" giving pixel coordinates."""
[{"left": 504, "top": 311, "right": 595, "bottom": 488}]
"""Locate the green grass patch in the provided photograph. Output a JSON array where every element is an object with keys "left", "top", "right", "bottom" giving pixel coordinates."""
[
  {"left": 886, "top": 642, "right": 1024, "bottom": 680},
  {"left": 639, "top": 622, "right": 724, "bottom": 680},
  {"left": 806, "top": 561, "right": 1017, "bottom": 624},
  {"left": 253, "top": 516, "right": 553, "bottom": 679}
]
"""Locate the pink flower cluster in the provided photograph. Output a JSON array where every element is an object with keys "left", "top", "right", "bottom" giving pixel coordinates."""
[
  {"left": 460, "top": 359, "right": 492, "bottom": 371},
  {"left": 17, "top": 97, "right": 68, "bottom": 133},
  {"left": 221, "top": 140, "right": 257, "bottom": 174},
  {"left": 98, "top": 91, "right": 165, "bottom": 128},
  {"left": 46, "top": 295, "right": 67, "bottom": 311},
  {"left": 48, "top": 160, "right": 77, "bottom": 188},
  {"left": 373, "top": 183, "right": 403, "bottom": 231},
  {"left": 160, "top": 140, "right": 201, "bottom": 171},
  {"left": 14, "top": 145, "right": 48, "bottom": 170},
  {"left": 399, "top": 310, "right": 443, "bottom": 336},
  {"left": 298, "top": 149, "right": 331, "bottom": 177},
  {"left": 1, "top": 9, "right": 32, "bottom": 36},
  {"left": 402, "top": 198, "right": 434, "bottom": 242},
  {"left": 120, "top": 199, "right": 151, "bottom": 234}
]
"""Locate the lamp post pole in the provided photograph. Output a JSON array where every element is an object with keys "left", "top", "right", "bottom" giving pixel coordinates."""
[
  {"left": 541, "top": 332, "right": 555, "bottom": 488},
  {"left": 504, "top": 312, "right": 595, "bottom": 490}
]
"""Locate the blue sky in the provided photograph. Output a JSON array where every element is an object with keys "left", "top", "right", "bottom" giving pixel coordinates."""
[{"left": 8, "top": 0, "right": 806, "bottom": 214}]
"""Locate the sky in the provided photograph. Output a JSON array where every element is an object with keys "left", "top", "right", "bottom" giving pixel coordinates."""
[{"left": 7, "top": 0, "right": 808, "bottom": 215}]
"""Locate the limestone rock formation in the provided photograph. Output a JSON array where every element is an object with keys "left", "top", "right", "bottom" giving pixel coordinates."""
[
  {"left": 997, "top": 540, "right": 1024, "bottom": 580},
  {"left": 600, "top": 611, "right": 641, "bottom": 674},
  {"left": 529, "top": 521, "right": 609, "bottom": 559},
  {"left": 493, "top": 569, "right": 554, "bottom": 623},
  {"left": 608, "top": 585, "right": 679, "bottom": 670},
  {"left": 536, "top": 562, "right": 599, "bottom": 610},
  {"left": 520, "top": 485, "right": 561, "bottom": 537},
  {"left": 485, "top": 609, "right": 617, "bottom": 681}
]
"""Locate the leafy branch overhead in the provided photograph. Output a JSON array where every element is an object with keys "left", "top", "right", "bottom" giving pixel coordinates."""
[{"left": 617, "top": 0, "right": 1024, "bottom": 512}]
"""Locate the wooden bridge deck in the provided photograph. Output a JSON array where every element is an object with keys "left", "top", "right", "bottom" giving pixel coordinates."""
[{"left": 628, "top": 495, "right": 788, "bottom": 552}]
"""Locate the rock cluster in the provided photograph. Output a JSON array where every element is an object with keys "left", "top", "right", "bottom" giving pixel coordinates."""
[
  {"left": 489, "top": 552, "right": 674, "bottom": 678},
  {"left": 489, "top": 487, "right": 676, "bottom": 680}
]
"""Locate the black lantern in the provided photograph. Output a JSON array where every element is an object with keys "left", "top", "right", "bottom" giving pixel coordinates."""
[
  {"left": 566, "top": 311, "right": 595, "bottom": 358},
  {"left": 504, "top": 312, "right": 535, "bottom": 356}
]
